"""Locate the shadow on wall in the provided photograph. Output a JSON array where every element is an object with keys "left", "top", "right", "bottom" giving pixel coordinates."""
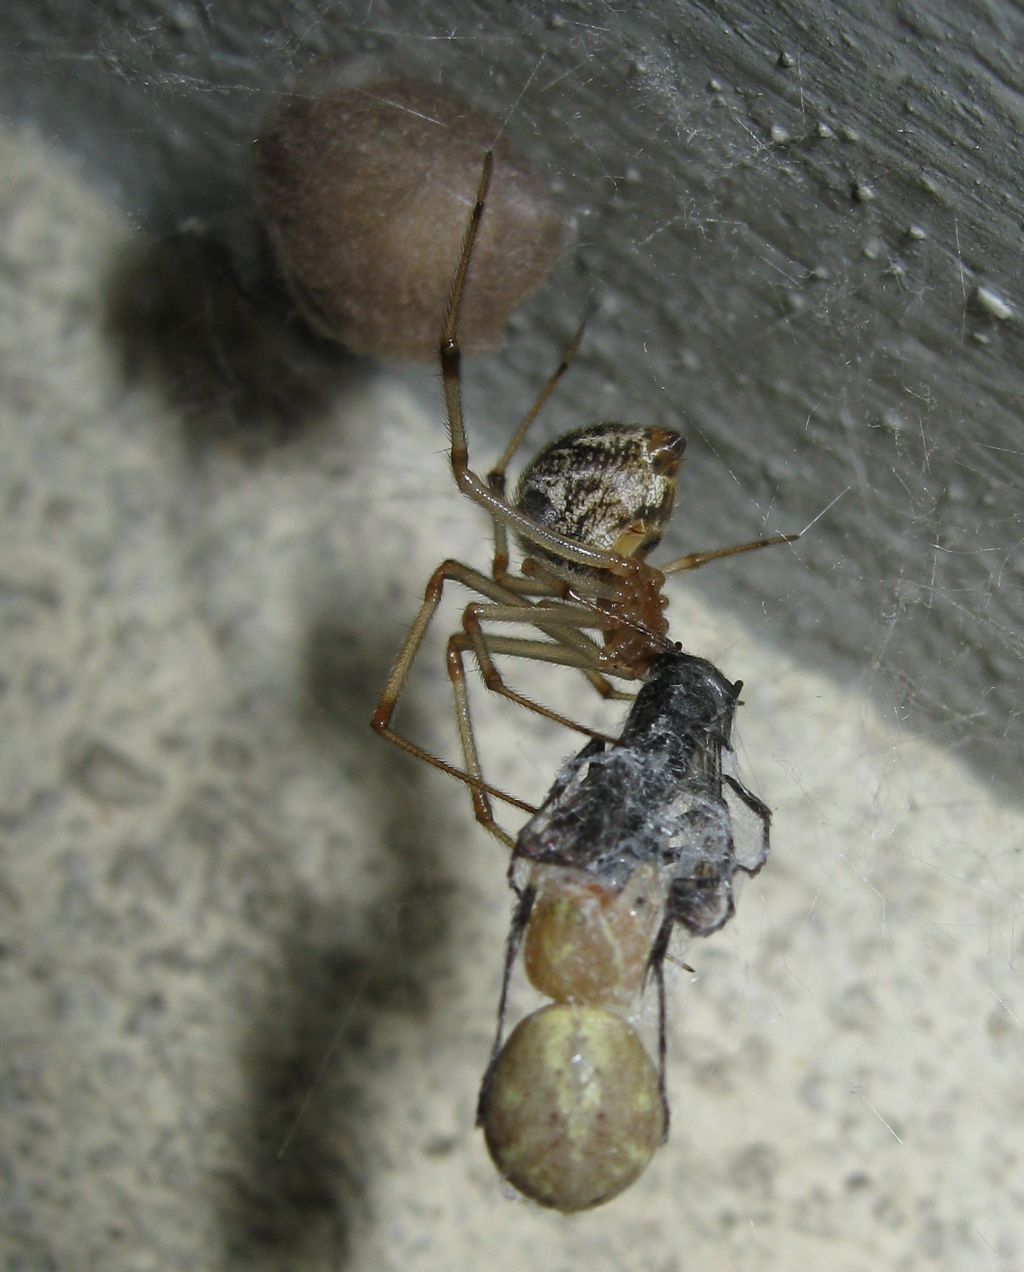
[
  {"left": 102, "top": 221, "right": 373, "bottom": 460},
  {"left": 215, "top": 614, "right": 465, "bottom": 1268}
]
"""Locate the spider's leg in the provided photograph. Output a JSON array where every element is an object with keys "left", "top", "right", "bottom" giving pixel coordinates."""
[
  {"left": 374, "top": 560, "right": 621, "bottom": 845},
  {"left": 532, "top": 608, "right": 635, "bottom": 703},
  {"left": 661, "top": 532, "right": 800, "bottom": 574},
  {"left": 443, "top": 617, "right": 618, "bottom": 840},
  {"left": 526, "top": 559, "right": 637, "bottom": 703},
  {"left": 438, "top": 162, "right": 636, "bottom": 579},
  {"left": 645, "top": 913, "right": 674, "bottom": 1141},
  {"left": 372, "top": 560, "right": 556, "bottom": 847},
  {"left": 581, "top": 667, "right": 636, "bottom": 702},
  {"left": 487, "top": 319, "right": 588, "bottom": 580},
  {"left": 457, "top": 600, "right": 620, "bottom": 742}
]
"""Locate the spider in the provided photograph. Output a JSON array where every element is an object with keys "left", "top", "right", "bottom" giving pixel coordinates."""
[
  {"left": 477, "top": 648, "right": 771, "bottom": 1210},
  {"left": 371, "top": 150, "right": 798, "bottom": 843}
]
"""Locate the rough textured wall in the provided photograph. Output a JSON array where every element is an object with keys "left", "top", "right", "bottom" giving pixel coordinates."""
[
  {"left": 3, "top": 0, "right": 1021, "bottom": 790},
  {"left": 1, "top": 3, "right": 1022, "bottom": 1270}
]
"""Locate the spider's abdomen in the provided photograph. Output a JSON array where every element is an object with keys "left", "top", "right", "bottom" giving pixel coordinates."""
[{"left": 514, "top": 422, "right": 685, "bottom": 564}]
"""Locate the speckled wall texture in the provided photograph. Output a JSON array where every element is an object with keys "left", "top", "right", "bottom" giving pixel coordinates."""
[{"left": 1, "top": 2, "right": 1021, "bottom": 1269}]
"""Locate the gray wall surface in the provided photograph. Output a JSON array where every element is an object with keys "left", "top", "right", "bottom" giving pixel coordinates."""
[
  {"left": 2, "top": 3, "right": 1022, "bottom": 1269},
  {"left": 4, "top": 0, "right": 1022, "bottom": 791}
]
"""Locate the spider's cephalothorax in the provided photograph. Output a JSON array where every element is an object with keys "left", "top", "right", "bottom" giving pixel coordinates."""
[{"left": 514, "top": 423, "right": 685, "bottom": 569}]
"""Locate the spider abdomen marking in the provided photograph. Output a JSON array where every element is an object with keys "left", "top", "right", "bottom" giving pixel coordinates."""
[{"left": 514, "top": 423, "right": 686, "bottom": 567}]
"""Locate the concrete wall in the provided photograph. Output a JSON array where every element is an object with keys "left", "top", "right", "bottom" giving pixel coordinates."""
[
  {"left": 4, "top": 0, "right": 1021, "bottom": 790},
  {"left": 2, "top": 3, "right": 1021, "bottom": 1269}
]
